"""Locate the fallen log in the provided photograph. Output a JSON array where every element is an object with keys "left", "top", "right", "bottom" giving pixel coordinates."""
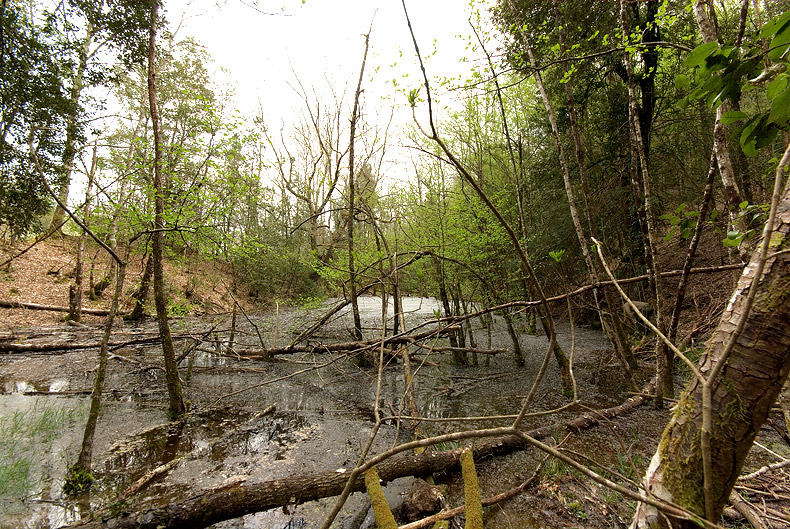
[
  {"left": 0, "top": 336, "right": 162, "bottom": 354},
  {"left": 237, "top": 325, "right": 461, "bottom": 357},
  {"left": 66, "top": 382, "right": 654, "bottom": 529},
  {"left": 0, "top": 299, "right": 123, "bottom": 316},
  {"left": 410, "top": 343, "right": 508, "bottom": 356}
]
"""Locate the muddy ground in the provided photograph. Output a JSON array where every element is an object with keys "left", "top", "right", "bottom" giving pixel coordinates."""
[{"left": 1, "top": 295, "right": 789, "bottom": 529}]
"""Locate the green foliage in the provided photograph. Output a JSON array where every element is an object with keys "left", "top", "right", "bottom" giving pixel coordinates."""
[
  {"left": 615, "top": 448, "right": 644, "bottom": 480},
  {"left": 233, "top": 238, "right": 320, "bottom": 301},
  {"left": 542, "top": 456, "right": 568, "bottom": 478},
  {"left": 167, "top": 299, "right": 193, "bottom": 318},
  {"left": 0, "top": 402, "right": 82, "bottom": 500},
  {"left": 408, "top": 87, "right": 422, "bottom": 108},
  {"left": 567, "top": 500, "right": 587, "bottom": 521},
  {"left": 722, "top": 201, "right": 769, "bottom": 248},
  {"left": 548, "top": 249, "right": 566, "bottom": 262},
  {"left": 659, "top": 203, "right": 700, "bottom": 242},
  {"left": 0, "top": 4, "right": 68, "bottom": 237},
  {"left": 678, "top": 12, "right": 790, "bottom": 156},
  {"left": 62, "top": 465, "right": 94, "bottom": 496}
]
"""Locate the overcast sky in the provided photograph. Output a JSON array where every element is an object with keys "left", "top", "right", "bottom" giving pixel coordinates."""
[{"left": 163, "top": 0, "right": 493, "bottom": 177}]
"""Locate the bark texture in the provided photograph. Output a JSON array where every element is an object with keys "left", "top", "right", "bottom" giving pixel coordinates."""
[{"left": 632, "top": 183, "right": 790, "bottom": 528}]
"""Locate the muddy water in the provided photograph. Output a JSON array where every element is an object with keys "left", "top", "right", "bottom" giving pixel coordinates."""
[{"left": 0, "top": 297, "right": 664, "bottom": 529}]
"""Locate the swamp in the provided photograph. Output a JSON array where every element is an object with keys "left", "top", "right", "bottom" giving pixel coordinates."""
[{"left": 3, "top": 1, "right": 790, "bottom": 528}]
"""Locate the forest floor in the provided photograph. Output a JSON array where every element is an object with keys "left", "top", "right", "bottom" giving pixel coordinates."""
[
  {"left": 0, "top": 237, "right": 253, "bottom": 330},
  {"left": 1, "top": 238, "right": 789, "bottom": 529}
]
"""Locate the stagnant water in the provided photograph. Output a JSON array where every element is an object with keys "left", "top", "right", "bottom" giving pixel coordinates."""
[{"left": 0, "top": 297, "right": 671, "bottom": 528}]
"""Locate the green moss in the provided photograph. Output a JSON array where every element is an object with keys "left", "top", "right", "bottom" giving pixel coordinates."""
[
  {"left": 364, "top": 466, "right": 397, "bottom": 529},
  {"left": 63, "top": 465, "right": 94, "bottom": 496},
  {"left": 460, "top": 449, "right": 483, "bottom": 529},
  {"left": 719, "top": 382, "right": 747, "bottom": 424},
  {"left": 657, "top": 392, "right": 705, "bottom": 515},
  {"left": 568, "top": 501, "right": 588, "bottom": 521}
]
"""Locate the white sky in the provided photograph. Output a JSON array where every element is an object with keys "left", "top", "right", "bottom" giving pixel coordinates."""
[{"left": 163, "top": 0, "right": 493, "bottom": 179}]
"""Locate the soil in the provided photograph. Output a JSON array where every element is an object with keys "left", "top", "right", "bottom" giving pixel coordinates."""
[{"left": 1, "top": 237, "right": 789, "bottom": 529}]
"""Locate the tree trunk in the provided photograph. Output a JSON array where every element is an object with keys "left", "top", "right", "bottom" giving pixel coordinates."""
[
  {"left": 147, "top": 0, "right": 185, "bottom": 419},
  {"left": 693, "top": 0, "right": 744, "bottom": 225},
  {"left": 525, "top": 0, "right": 637, "bottom": 391},
  {"left": 631, "top": 169, "right": 790, "bottom": 528},
  {"left": 49, "top": 21, "right": 94, "bottom": 234},
  {"left": 434, "top": 258, "right": 459, "bottom": 349},
  {"left": 503, "top": 311, "right": 525, "bottom": 367},
  {"left": 346, "top": 32, "right": 370, "bottom": 349},
  {"left": 620, "top": 0, "right": 669, "bottom": 405},
  {"left": 129, "top": 255, "right": 153, "bottom": 321},
  {"left": 69, "top": 144, "right": 98, "bottom": 323},
  {"left": 74, "top": 256, "right": 127, "bottom": 474}
]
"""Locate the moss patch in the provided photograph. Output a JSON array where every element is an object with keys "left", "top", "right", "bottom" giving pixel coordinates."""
[
  {"left": 364, "top": 466, "right": 397, "bottom": 529},
  {"left": 460, "top": 449, "right": 483, "bottom": 529}
]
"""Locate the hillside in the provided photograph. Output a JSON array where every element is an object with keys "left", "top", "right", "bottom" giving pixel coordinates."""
[{"left": 0, "top": 237, "right": 254, "bottom": 331}]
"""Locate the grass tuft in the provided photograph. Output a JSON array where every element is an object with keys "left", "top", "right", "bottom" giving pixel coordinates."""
[{"left": 0, "top": 401, "right": 82, "bottom": 500}]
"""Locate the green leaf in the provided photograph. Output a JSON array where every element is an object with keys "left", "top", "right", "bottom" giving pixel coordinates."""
[
  {"left": 720, "top": 111, "right": 748, "bottom": 124},
  {"left": 767, "top": 75, "right": 789, "bottom": 100},
  {"left": 768, "top": 85, "right": 790, "bottom": 126},
  {"left": 739, "top": 115, "right": 762, "bottom": 156},
  {"left": 769, "top": 21, "right": 790, "bottom": 62},
  {"left": 684, "top": 41, "right": 719, "bottom": 68},
  {"left": 760, "top": 11, "right": 790, "bottom": 39},
  {"left": 755, "top": 125, "right": 779, "bottom": 149},
  {"left": 675, "top": 74, "right": 690, "bottom": 90}
]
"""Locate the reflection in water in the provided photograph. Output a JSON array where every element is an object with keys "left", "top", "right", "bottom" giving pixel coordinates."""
[
  {"left": 4, "top": 380, "right": 33, "bottom": 393},
  {"left": 49, "top": 380, "right": 69, "bottom": 392},
  {"left": 97, "top": 410, "right": 309, "bottom": 501}
]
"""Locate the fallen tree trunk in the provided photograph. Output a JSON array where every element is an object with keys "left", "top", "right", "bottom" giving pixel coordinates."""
[
  {"left": 0, "top": 299, "right": 123, "bottom": 316},
  {"left": 67, "top": 382, "right": 653, "bottom": 529},
  {"left": 0, "top": 336, "right": 165, "bottom": 354},
  {"left": 238, "top": 325, "right": 461, "bottom": 357},
  {"left": 411, "top": 344, "right": 509, "bottom": 356}
]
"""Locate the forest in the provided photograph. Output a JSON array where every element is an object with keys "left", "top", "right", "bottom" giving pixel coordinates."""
[{"left": 2, "top": 0, "right": 790, "bottom": 528}]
